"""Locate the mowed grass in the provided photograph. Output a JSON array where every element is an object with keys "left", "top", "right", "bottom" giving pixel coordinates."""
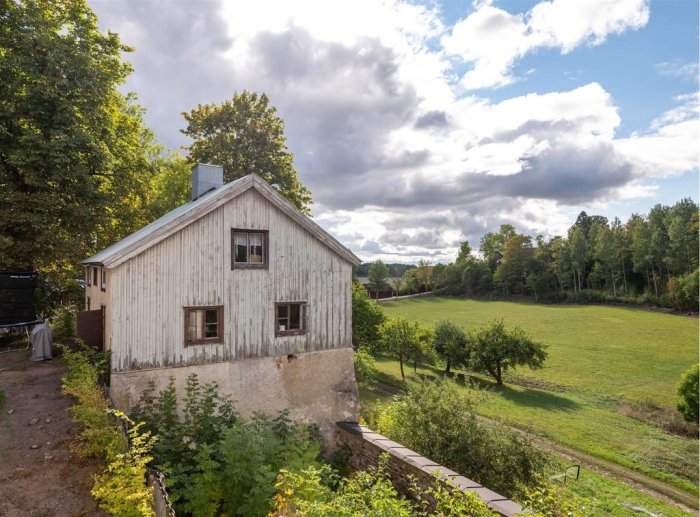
[{"left": 378, "top": 297, "right": 699, "bottom": 496}]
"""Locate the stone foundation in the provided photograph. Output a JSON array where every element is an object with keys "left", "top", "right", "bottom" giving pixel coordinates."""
[{"left": 110, "top": 347, "right": 359, "bottom": 450}]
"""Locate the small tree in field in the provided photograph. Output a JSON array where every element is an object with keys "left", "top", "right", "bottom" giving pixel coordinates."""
[
  {"left": 468, "top": 320, "right": 547, "bottom": 385},
  {"left": 677, "top": 364, "right": 699, "bottom": 423},
  {"left": 378, "top": 317, "right": 423, "bottom": 381},
  {"left": 367, "top": 259, "right": 390, "bottom": 298},
  {"left": 351, "top": 282, "right": 385, "bottom": 350},
  {"left": 432, "top": 320, "right": 469, "bottom": 374}
]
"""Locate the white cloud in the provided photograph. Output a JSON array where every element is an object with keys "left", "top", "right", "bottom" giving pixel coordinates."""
[
  {"left": 89, "top": 0, "right": 694, "bottom": 264},
  {"left": 443, "top": 0, "right": 650, "bottom": 89},
  {"left": 655, "top": 59, "right": 700, "bottom": 81}
]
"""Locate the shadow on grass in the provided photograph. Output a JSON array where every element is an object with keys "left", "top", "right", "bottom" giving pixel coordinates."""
[{"left": 476, "top": 377, "right": 580, "bottom": 412}]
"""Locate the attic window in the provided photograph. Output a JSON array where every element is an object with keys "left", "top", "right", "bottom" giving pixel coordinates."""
[
  {"left": 276, "top": 302, "right": 308, "bottom": 336},
  {"left": 101, "top": 269, "right": 106, "bottom": 291},
  {"left": 232, "top": 229, "right": 268, "bottom": 269},
  {"left": 184, "top": 306, "right": 223, "bottom": 346}
]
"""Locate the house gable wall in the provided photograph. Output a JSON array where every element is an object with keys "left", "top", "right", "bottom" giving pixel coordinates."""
[{"left": 109, "top": 188, "right": 352, "bottom": 372}]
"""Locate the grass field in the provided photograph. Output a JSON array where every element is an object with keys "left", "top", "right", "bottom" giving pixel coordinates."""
[{"left": 372, "top": 297, "right": 698, "bottom": 503}]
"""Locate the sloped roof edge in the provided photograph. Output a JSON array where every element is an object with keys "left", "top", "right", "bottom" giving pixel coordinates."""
[{"left": 81, "top": 174, "right": 361, "bottom": 268}]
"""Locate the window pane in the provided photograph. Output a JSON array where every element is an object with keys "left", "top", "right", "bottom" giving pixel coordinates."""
[
  {"left": 187, "top": 310, "right": 198, "bottom": 341},
  {"left": 289, "top": 304, "right": 301, "bottom": 330},
  {"left": 249, "top": 233, "right": 263, "bottom": 263},
  {"left": 234, "top": 233, "right": 248, "bottom": 262}
]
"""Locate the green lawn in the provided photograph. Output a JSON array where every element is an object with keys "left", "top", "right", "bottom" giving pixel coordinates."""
[{"left": 374, "top": 297, "right": 698, "bottom": 500}]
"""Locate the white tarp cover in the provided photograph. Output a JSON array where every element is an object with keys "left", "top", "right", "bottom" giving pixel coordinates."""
[{"left": 30, "top": 322, "right": 52, "bottom": 361}]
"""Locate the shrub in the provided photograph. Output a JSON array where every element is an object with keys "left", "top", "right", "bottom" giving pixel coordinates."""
[
  {"left": 375, "top": 380, "right": 549, "bottom": 498},
  {"left": 62, "top": 348, "right": 153, "bottom": 516},
  {"left": 51, "top": 304, "right": 77, "bottom": 342},
  {"left": 352, "top": 281, "right": 385, "bottom": 350},
  {"left": 677, "top": 364, "right": 699, "bottom": 423},
  {"left": 354, "top": 346, "right": 380, "bottom": 387},
  {"left": 61, "top": 346, "right": 124, "bottom": 461},
  {"left": 523, "top": 483, "right": 592, "bottom": 516},
  {"left": 92, "top": 411, "right": 156, "bottom": 517},
  {"left": 133, "top": 375, "right": 322, "bottom": 517}
]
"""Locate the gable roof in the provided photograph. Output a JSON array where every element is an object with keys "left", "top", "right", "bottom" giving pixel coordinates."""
[{"left": 81, "top": 174, "right": 361, "bottom": 268}]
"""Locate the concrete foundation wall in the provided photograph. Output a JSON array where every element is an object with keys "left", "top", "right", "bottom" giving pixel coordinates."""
[{"left": 111, "top": 347, "right": 359, "bottom": 448}]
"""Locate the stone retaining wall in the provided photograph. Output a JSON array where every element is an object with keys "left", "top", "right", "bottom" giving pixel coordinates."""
[{"left": 336, "top": 422, "right": 522, "bottom": 516}]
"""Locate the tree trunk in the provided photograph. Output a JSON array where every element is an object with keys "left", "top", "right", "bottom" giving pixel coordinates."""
[
  {"left": 445, "top": 359, "right": 451, "bottom": 375},
  {"left": 651, "top": 264, "right": 658, "bottom": 297},
  {"left": 611, "top": 267, "right": 617, "bottom": 296},
  {"left": 399, "top": 352, "right": 405, "bottom": 380},
  {"left": 622, "top": 259, "right": 627, "bottom": 294},
  {"left": 496, "top": 363, "right": 502, "bottom": 385}
]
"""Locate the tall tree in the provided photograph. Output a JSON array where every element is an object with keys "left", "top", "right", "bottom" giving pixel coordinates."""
[
  {"left": 494, "top": 234, "right": 533, "bottom": 295},
  {"left": 182, "top": 91, "right": 311, "bottom": 213},
  {"left": 569, "top": 227, "right": 588, "bottom": 292},
  {"left": 0, "top": 0, "right": 157, "bottom": 309},
  {"left": 367, "top": 259, "right": 390, "bottom": 298},
  {"left": 479, "top": 224, "right": 516, "bottom": 273}
]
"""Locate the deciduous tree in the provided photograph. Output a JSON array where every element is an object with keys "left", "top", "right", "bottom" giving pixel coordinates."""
[
  {"left": 182, "top": 91, "right": 311, "bottom": 213},
  {"left": 467, "top": 319, "right": 547, "bottom": 385}
]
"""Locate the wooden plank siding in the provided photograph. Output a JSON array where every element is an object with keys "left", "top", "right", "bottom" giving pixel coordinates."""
[{"left": 108, "top": 189, "right": 353, "bottom": 372}]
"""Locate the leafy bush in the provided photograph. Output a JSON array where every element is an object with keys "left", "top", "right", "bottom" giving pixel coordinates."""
[
  {"left": 133, "top": 374, "right": 322, "bottom": 517},
  {"left": 677, "top": 364, "right": 699, "bottom": 423},
  {"left": 61, "top": 346, "right": 124, "bottom": 461},
  {"left": 51, "top": 304, "right": 77, "bottom": 342},
  {"left": 62, "top": 348, "right": 153, "bottom": 516},
  {"left": 92, "top": 411, "right": 156, "bottom": 517},
  {"left": 379, "top": 317, "right": 434, "bottom": 380},
  {"left": 523, "top": 483, "right": 592, "bottom": 516},
  {"left": 354, "top": 346, "right": 380, "bottom": 387},
  {"left": 375, "top": 380, "right": 549, "bottom": 498},
  {"left": 352, "top": 281, "right": 385, "bottom": 350},
  {"left": 273, "top": 455, "right": 494, "bottom": 516},
  {"left": 668, "top": 270, "right": 699, "bottom": 311}
]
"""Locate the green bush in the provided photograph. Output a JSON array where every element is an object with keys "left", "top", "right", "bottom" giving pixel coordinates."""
[
  {"left": 522, "top": 483, "right": 592, "bottom": 516},
  {"left": 677, "top": 364, "right": 699, "bottom": 423},
  {"left": 61, "top": 346, "right": 124, "bottom": 461},
  {"left": 273, "top": 455, "right": 494, "bottom": 516},
  {"left": 92, "top": 411, "right": 156, "bottom": 517},
  {"left": 133, "top": 374, "right": 322, "bottom": 517},
  {"left": 352, "top": 281, "right": 386, "bottom": 350},
  {"left": 51, "top": 304, "right": 77, "bottom": 342},
  {"left": 375, "top": 380, "right": 549, "bottom": 498},
  {"left": 353, "top": 346, "right": 380, "bottom": 387},
  {"left": 62, "top": 348, "right": 153, "bottom": 516}
]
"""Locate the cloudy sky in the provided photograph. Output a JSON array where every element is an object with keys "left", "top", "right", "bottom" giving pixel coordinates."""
[{"left": 91, "top": 0, "right": 699, "bottom": 264}]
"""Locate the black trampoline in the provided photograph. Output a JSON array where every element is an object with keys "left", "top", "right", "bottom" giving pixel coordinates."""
[{"left": 0, "top": 271, "right": 42, "bottom": 351}]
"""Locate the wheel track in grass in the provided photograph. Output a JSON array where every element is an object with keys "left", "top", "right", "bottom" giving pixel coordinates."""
[{"left": 366, "top": 380, "right": 698, "bottom": 514}]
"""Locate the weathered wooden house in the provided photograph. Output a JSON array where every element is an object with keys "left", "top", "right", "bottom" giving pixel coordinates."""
[{"left": 80, "top": 165, "right": 360, "bottom": 442}]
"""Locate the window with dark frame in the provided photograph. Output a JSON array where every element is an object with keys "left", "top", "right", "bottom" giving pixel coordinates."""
[
  {"left": 93, "top": 267, "right": 98, "bottom": 286},
  {"left": 86, "top": 268, "right": 91, "bottom": 286},
  {"left": 184, "top": 306, "right": 224, "bottom": 346},
  {"left": 232, "top": 229, "right": 268, "bottom": 268},
  {"left": 101, "top": 269, "right": 106, "bottom": 291},
  {"left": 276, "top": 302, "right": 308, "bottom": 336}
]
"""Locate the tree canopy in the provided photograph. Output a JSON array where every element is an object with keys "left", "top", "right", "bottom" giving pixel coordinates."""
[
  {"left": 0, "top": 0, "right": 163, "bottom": 310},
  {"left": 182, "top": 91, "right": 311, "bottom": 213}
]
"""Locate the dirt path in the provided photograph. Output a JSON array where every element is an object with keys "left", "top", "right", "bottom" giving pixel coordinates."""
[{"left": 0, "top": 349, "right": 104, "bottom": 517}]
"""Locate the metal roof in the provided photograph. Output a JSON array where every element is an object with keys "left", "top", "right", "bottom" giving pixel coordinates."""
[{"left": 81, "top": 174, "right": 361, "bottom": 268}]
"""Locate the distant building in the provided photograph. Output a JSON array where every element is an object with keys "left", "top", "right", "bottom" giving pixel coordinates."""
[{"left": 356, "top": 276, "right": 402, "bottom": 299}]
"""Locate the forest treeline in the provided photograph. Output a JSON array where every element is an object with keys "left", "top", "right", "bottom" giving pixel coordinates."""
[{"left": 363, "top": 201, "right": 699, "bottom": 311}]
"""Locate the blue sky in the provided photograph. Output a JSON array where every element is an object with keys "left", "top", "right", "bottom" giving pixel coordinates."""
[{"left": 91, "top": 0, "right": 699, "bottom": 262}]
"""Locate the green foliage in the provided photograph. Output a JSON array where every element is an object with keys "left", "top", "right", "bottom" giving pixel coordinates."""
[
  {"left": 432, "top": 320, "right": 469, "bottom": 374},
  {"left": 368, "top": 259, "right": 390, "bottom": 294},
  {"left": 0, "top": 0, "right": 161, "bottom": 311},
  {"left": 523, "top": 483, "right": 592, "bottom": 517},
  {"left": 354, "top": 346, "right": 380, "bottom": 387},
  {"left": 273, "top": 458, "right": 415, "bottom": 516},
  {"left": 351, "top": 281, "right": 385, "bottom": 349},
  {"left": 667, "top": 269, "right": 699, "bottom": 311},
  {"left": 182, "top": 90, "right": 311, "bottom": 213},
  {"left": 676, "top": 364, "right": 699, "bottom": 423},
  {"left": 61, "top": 346, "right": 124, "bottom": 461},
  {"left": 375, "top": 380, "right": 550, "bottom": 498},
  {"left": 467, "top": 319, "right": 547, "bottom": 385},
  {"left": 133, "top": 374, "right": 322, "bottom": 517},
  {"left": 420, "top": 475, "right": 495, "bottom": 517},
  {"left": 146, "top": 152, "right": 192, "bottom": 220},
  {"left": 62, "top": 348, "right": 153, "bottom": 516},
  {"left": 379, "top": 317, "right": 429, "bottom": 380},
  {"left": 92, "top": 411, "right": 156, "bottom": 517},
  {"left": 51, "top": 304, "right": 77, "bottom": 342}
]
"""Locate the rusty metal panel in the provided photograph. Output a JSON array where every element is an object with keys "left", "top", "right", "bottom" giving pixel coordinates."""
[{"left": 77, "top": 308, "right": 104, "bottom": 350}]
